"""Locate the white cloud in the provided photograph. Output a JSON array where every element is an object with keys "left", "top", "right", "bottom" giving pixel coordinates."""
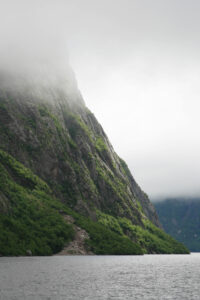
[{"left": 1, "top": 0, "right": 200, "bottom": 199}]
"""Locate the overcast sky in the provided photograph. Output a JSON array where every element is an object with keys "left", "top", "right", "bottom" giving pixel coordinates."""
[{"left": 1, "top": 0, "right": 200, "bottom": 199}]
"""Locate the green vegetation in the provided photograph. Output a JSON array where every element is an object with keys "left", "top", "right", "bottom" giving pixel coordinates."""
[
  {"left": 61, "top": 208, "right": 143, "bottom": 255},
  {"left": 0, "top": 150, "right": 189, "bottom": 256},
  {"left": 141, "top": 219, "right": 189, "bottom": 254},
  {"left": 65, "top": 112, "right": 93, "bottom": 142},
  {"left": 0, "top": 150, "right": 142, "bottom": 256},
  {"left": 95, "top": 159, "right": 139, "bottom": 221},
  {"left": 79, "top": 217, "right": 143, "bottom": 255},
  {"left": 96, "top": 210, "right": 123, "bottom": 235},
  {"left": 38, "top": 105, "right": 49, "bottom": 117},
  {"left": 39, "top": 105, "right": 68, "bottom": 146},
  {"left": 38, "top": 104, "right": 77, "bottom": 151},
  {"left": 74, "top": 115, "right": 93, "bottom": 140},
  {"left": 0, "top": 150, "right": 74, "bottom": 256},
  {"left": 155, "top": 199, "right": 200, "bottom": 252},
  {"left": 95, "top": 137, "right": 108, "bottom": 152},
  {"left": 0, "top": 98, "right": 190, "bottom": 256},
  {"left": 96, "top": 210, "right": 189, "bottom": 254},
  {"left": 22, "top": 116, "right": 37, "bottom": 130}
]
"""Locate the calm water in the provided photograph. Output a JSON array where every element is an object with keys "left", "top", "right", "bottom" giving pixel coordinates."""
[{"left": 0, "top": 254, "right": 200, "bottom": 300}]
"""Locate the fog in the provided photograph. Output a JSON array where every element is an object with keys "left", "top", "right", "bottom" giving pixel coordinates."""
[{"left": 1, "top": 0, "right": 200, "bottom": 199}]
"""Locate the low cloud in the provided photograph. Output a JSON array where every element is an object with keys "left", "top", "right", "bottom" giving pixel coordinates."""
[{"left": 1, "top": 0, "right": 200, "bottom": 199}]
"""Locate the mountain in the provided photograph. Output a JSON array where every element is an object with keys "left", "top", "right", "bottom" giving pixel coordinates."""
[
  {"left": 154, "top": 198, "right": 200, "bottom": 252},
  {"left": 0, "top": 70, "right": 189, "bottom": 255}
]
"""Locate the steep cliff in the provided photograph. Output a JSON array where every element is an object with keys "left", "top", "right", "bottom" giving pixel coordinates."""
[{"left": 0, "top": 70, "right": 189, "bottom": 255}]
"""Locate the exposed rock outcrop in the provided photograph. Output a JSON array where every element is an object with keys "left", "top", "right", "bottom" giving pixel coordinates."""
[
  {"left": 57, "top": 215, "right": 93, "bottom": 255},
  {"left": 0, "top": 71, "right": 160, "bottom": 228},
  {"left": 1, "top": 68, "right": 190, "bottom": 257}
]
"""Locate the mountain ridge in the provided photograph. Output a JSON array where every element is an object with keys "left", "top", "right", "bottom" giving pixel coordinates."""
[
  {"left": 0, "top": 70, "right": 189, "bottom": 255},
  {"left": 154, "top": 198, "right": 200, "bottom": 252}
]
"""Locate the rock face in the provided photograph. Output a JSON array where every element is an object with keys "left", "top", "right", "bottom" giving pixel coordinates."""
[
  {"left": 0, "top": 71, "right": 160, "bottom": 228},
  {"left": 0, "top": 69, "right": 190, "bottom": 255},
  {"left": 56, "top": 214, "right": 93, "bottom": 255}
]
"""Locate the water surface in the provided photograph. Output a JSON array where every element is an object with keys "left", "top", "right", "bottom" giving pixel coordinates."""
[{"left": 0, "top": 254, "right": 200, "bottom": 299}]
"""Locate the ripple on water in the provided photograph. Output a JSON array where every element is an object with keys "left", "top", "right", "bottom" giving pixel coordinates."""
[{"left": 0, "top": 254, "right": 200, "bottom": 300}]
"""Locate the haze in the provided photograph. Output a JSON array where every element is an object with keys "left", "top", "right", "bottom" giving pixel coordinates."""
[{"left": 1, "top": 0, "right": 200, "bottom": 200}]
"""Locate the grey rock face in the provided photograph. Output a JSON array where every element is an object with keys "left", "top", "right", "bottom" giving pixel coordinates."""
[{"left": 0, "top": 70, "right": 161, "bottom": 228}]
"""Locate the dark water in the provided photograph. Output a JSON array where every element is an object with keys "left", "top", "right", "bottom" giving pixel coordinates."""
[{"left": 0, "top": 254, "right": 200, "bottom": 300}]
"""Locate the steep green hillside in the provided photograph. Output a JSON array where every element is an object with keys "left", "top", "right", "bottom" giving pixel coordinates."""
[
  {"left": 0, "top": 71, "right": 190, "bottom": 255},
  {"left": 0, "top": 90, "right": 160, "bottom": 228},
  {"left": 155, "top": 198, "right": 200, "bottom": 252},
  {"left": 0, "top": 150, "right": 189, "bottom": 255},
  {"left": 0, "top": 149, "right": 74, "bottom": 255}
]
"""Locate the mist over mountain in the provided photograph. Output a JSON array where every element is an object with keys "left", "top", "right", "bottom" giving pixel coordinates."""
[
  {"left": 0, "top": 0, "right": 190, "bottom": 255},
  {"left": 2, "top": 0, "right": 200, "bottom": 200},
  {"left": 0, "top": 63, "right": 189, "bottom": 255}
]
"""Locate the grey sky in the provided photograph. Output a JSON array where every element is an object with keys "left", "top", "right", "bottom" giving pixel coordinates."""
[{"left": 1, "top": 0, "right": 200, "bottom": 199}]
